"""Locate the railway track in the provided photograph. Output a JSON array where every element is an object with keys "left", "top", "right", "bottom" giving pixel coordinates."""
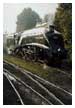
[
  {"left": 3, "top": 72, "right": 24, "bottom": 105},
  {"left": 3, "top": 60, "right": 72, "bottom": 105},
  {"left": 3, "top": 71, "right": 52, "bottom": 105}
]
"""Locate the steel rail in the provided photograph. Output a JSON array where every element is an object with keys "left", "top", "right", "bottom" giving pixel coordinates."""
[
  {"left": 4, "top": 68, "right": 52, "bottom": 105},
  {"left": 3, "top": 72, "right": 24, "bottom": 105},
  {"left": 3, "top": 64, "right": 64, "bottom": 105},
  {"left": 3, "top": 60, "right": 72, "bottom": 104}
]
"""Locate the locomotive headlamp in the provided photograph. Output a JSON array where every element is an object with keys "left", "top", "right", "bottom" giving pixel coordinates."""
[{"left": 58, "top": 48, "right": 61, "bottom": 52}]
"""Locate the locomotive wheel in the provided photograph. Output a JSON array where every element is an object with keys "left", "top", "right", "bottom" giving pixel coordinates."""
[{"left": 14, "top": 48, "right": 24, "bottom": 58}]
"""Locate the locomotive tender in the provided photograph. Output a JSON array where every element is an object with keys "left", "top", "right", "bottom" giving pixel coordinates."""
[{"left": 9, "top": 24, "right": 67, "bottom": 66}]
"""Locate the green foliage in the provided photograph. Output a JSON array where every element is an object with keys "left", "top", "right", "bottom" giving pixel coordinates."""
[
  {"left": 54, "top": 3, "right": 72, "bottom": 41},
  {"left": 16, "top": 8, "right": 42, "bottom": 32},
  {"left": 54, "top": 3, "right": 72, "bottom": 63}
]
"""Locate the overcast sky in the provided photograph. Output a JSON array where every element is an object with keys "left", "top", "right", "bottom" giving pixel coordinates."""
[{"left": 3, "top": 3, "right": 58, "bottom": 33}]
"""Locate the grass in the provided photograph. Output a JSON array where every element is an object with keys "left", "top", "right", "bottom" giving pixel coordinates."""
[
  {"left": 4, "top": 55, "right": 72, "bottom": 92},
  {"left": 4, "top": 55, "right": 50, "bottom": 79}
]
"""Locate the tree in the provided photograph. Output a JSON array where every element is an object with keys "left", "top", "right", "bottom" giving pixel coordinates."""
[
  {"left": 16, "top": 8, "right": 42, "bottom": 32},
  {"left": 54, "top": 3, "right": 72, "bottom": 42},
  {"left": 54, "top": 3, "right": 72, "bottom": 65},
  {"left": 44, "top": 14, "right": 49, "bottom": 22},
  {"left": 44, "top": 13, "right": 54, "bottom": 24}
]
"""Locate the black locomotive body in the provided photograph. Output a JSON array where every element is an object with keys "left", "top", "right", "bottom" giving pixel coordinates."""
[
  {"left": 47, "top": 35, "right": 67, "bottom": 65},
  {"left": 12, "top": 26, "right": 67, "bottom": 66}
]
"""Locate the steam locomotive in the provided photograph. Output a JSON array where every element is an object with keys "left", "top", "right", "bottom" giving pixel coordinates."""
[{"left": 8, "top": 24, "right": 67, "bottom": 66}]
